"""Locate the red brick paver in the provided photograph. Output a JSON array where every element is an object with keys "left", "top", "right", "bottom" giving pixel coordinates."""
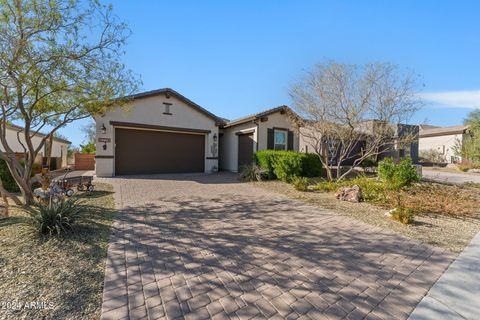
[{"left": 99, "top": 173, "right": 455, "bottom": 320}]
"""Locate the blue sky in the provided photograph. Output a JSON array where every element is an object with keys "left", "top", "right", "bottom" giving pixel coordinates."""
[{"left": 63, "top": 0, "right": 480, "bottom": 146}]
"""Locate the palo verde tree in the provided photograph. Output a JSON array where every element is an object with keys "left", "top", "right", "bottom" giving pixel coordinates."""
[
  {"left": 0, "top": 0, "right": 139, "bottom": 204},
  {"left": 290, "top": 61, "right": 422, "bottom": 181},
  {"left": 454, "top": 109, "right": 480, "bottom": 164}
]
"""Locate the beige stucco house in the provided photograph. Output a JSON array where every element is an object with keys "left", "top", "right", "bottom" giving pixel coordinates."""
[
  {"left": 419, "top": 125, "right": 469, "bottom": 163},
  {"left": 219, "top": 106, "right": 299, "bottom": 172},
  {"left": 2, "top": 124, "right": 71, "bottom": 168},
  {"left": 94, "top": 88, "right": 299, "bottom": 176}
]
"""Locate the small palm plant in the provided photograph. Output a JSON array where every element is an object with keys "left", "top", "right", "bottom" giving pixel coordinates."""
[{"left": 27, "top": 198, "right": 84, "bottom": 236}]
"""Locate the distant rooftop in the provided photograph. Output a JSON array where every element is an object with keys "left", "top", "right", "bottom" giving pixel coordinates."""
[
  {"left": 7, "top": 123, "right": 71, "bottom": 144},
  {"left": 419, "top": 125, "right": 468, "bottom": 137}
]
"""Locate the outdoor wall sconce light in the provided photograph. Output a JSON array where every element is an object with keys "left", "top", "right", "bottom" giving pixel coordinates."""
[
  {"left": 101, "top": 123, "right": 107, "bottom": 135},
  {"left": 213, "top": 133, "right": 217, "bottom": 142},
  {"left": 103, "top": 143, "right": 107, "bottom": 150}
]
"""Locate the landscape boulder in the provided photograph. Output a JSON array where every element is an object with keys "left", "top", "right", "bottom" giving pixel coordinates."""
[{"left": 335, "top": 185, "right": 363, "bottom": 202}]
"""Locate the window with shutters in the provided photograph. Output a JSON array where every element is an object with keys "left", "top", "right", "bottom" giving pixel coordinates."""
[{"left": 274, "top": 129, "right": 287, "bottom": 150}]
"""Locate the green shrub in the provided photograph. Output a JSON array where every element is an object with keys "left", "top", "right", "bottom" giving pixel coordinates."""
[
  {"left": 314, "top": 175, "right": 386, "bottom": 203},
  {"left": 272, "top": 152, "right": 303, "bottom": 182},
  {"left": 292, "top": 177, "right": 310, "bottom": 191},
  {"left": 314, "top": 179, "right": 340, "bottom": 192},
  {"left": 301, "top": 153, "right": 323, "bottom": 177},
  {"left": 80, "top": 142, "right": 96, "bottom": 154},
  {"left": 32, "top": 162, "right": 43, "bottom": 174},
  {"left": 254, "top": 150, "right": 322, "bottom": 181},
  {"left": 348, "top": 176, "right": 387, "bottom": 203},
  {"left": 456, "top": 162, "right": 480, "bottom": 172},
  {"left": 0, "top": 160, "right": 19, "bottom": 192},
  {"left": 239, "top": 162, "right": 263, "bottom": 182},
  {"left": 359, "top": 156, "right": 378, "bottom": 168},
  {"left": 254, "top": 150, "right": 277, "bottom": 179},
  {"left": 390, "top": 207, "right": 414, "bottom": 224},
  {"left": 378, "top": 157, "right": 419, "bottom": 190},
  {"left": 27, "top": 199, "right": 85, "bottom": 236},
  {"left": 0, "top": 159, "right": 42, "bottom": 193}
]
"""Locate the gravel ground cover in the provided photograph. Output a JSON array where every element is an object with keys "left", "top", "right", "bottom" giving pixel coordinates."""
[
  {"left": 253, "top": 180, "right": 480, "bottom": 253},
  {"left": 0, "top": 183, "right": 115, "bottom": 320}
]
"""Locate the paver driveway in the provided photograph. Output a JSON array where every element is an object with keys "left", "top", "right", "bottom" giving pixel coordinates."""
[{"left": 100, "top": 173, "right": 455, "bottom": 320}]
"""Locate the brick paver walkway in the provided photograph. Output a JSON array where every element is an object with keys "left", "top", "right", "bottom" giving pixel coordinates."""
[{"left": 100, "top": 173, "right": 455, "bottom": 320}]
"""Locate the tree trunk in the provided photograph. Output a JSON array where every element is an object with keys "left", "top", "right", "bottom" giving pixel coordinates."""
[
  {"left": 0, "top": 178, "right": 22, "bottom": 206},
  {"left": 20, "top": 185, "right": 35, "bottom": 205},
  {"left": 4, "top": 156, "right": 35, "bottom": 205},
  {"left": 47, "top": 135, "right": 53, "bottom": 170},
  {"left": 325, "top": 166, "right": 333, "bottom": 181},
  {"left": 322, "top": 154, "right": 334, "bottom": 181},
  {"left": 336, "top": 164, "right": 342, "bottom": 180},
  {"left": 12, "top": 173, "right": 34, "bottom": 205}
]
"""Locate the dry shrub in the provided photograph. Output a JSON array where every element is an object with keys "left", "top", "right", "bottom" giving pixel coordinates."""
[
  {"left": 400, "top": 183, "right": 480, "bottom": 217},
  {"left": 390, "top": 207, "right": 415, "bottom": 224}
]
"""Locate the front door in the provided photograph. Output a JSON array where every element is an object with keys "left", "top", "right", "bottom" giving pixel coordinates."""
[{"left": 238, "top": 133, "right": 254, "bottom": 170}]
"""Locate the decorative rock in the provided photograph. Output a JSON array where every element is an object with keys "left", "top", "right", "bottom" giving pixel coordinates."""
[
  {"left": 467, "top": 168, "right": 480, "bottom": 174},
  {"left": 335, "top": 185, "right": 362, "bottom": 202}
]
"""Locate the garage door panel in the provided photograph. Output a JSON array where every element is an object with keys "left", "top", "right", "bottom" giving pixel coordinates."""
[{"left": 115, "top": 128, "right": 205, "bottom": 175}]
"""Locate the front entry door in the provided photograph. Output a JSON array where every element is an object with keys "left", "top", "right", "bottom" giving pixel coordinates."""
[{"left": 238, "top": 133, "right": 254, "bottom": 170}]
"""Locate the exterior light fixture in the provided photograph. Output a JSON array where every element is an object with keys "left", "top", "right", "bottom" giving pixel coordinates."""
[
  {"left": 103, "top": 143, "right": 107, "bottom": 150},
  {"left": 213, "top": 133, "right": 218, "bottom": 142},
  {"left": 101, "top": 123, "right": 107, "bottom": 135}
]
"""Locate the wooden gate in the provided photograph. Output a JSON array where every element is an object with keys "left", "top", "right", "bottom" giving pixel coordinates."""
[{"left": 74, "top": 153, "right": 95, "bottom": 170}]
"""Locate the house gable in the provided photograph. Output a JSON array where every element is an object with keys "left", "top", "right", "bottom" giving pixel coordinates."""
[
  {"left": 219, "top": 106, "right": 299, "bottom": 172},
  {"left": 95, "top": 89, "right": 221, "bottom": 177}
]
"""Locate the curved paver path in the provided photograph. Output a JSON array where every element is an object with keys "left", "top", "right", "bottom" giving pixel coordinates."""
[{"left": 99, "top": 173, "right": 455, "bottom": 320}]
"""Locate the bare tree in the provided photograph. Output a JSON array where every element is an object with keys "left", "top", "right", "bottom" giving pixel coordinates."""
[
  {"left": 290, "top": 62, "right": 422, "bottom": 181},
  {"left": 81, "top": 122, "right": 96, "bottom": 144},
  {"left": 0, "top": 0, "right": 140, "bottom": 205}
]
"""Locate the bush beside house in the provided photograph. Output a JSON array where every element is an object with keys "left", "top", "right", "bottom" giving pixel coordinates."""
[{"left": 254, "top": 150, "right": 322, "bottom": 182}]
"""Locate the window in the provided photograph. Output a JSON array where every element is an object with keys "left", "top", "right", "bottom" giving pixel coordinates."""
[
  {"left": 163, "top": 102, "right": 172, "bottom": 115},
  {"left": 274, "top": 130, "right": 287, "bottom": 150}
]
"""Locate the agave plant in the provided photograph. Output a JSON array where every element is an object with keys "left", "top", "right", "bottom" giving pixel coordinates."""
[
  {"left": 27, "top": 199, "right": 85, "bottom": 236},
  {"left": 239, "top": 162, "right": 263, "bottom": 182}
]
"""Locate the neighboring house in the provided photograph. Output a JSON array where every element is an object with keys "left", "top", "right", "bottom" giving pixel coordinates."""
[
  {"left": 1, "top": 124, "right": 71, "bottom": 169},
  {"left": 219, "top": 106, "right": 299, "bottom": 172},
  {"left": 379, "top": 123, "right": 420, "bottom": 163},
  {"left": 299, "top": 121, "right": 420, "bottom": 165},
  {"left": 94, "top": 88, "right": 299, "bottom": 176},
  {"left": 419, "top": 125, "right": 469, "bottom": 163}
]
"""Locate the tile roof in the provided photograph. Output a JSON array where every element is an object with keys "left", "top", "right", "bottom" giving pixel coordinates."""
[{"left": 224, "top": 105, "right": 292, "bottom": 127}]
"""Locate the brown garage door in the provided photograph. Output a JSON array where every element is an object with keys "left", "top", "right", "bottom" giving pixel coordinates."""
[{"left": 115, "top": 128, "right": 205, "bottom": 175}]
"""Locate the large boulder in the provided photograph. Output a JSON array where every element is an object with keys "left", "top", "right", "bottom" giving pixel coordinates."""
[{"left": 335, "top": 185, "right": 363, "bottom": 202}]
